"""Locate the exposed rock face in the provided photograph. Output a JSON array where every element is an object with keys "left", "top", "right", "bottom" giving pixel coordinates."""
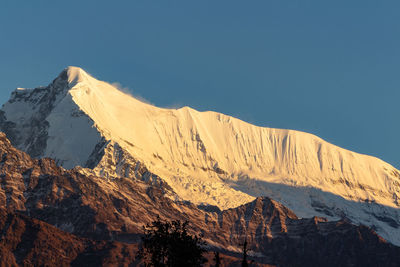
[
  {"left": 0, "top": 132, "right": 399, "bottom": 266},
  {"left": 0, "top": 208, "right": 137, "bottom": 266},
  {"left": 0, "top": 73, "right": 70, "bottom": 158}
]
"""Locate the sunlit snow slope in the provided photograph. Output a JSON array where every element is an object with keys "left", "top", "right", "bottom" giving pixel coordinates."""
[{"left": 1, "top": 66, "right": 400, "bottom": 244}]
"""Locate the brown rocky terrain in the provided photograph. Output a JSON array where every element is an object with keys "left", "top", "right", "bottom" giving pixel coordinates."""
[
  {"left": 0, "top": 131, "right": 399, "bottom": 266},
  {"left": 0, "top": 208, "right": 137, "bottom": 266}
]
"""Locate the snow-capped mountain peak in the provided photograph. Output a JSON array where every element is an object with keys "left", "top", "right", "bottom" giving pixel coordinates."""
[
  {"left": 1, "top": 67, "right": 400, "bottom": 245},
  {"left": 64, "top": 66, "right": 91, "bottom": 86}
]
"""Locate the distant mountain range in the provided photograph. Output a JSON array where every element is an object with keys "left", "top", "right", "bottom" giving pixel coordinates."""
[{"left": 0, "top": 67, "right": 399, "bottom": 266}]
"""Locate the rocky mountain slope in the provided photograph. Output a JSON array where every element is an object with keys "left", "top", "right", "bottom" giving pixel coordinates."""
[
  {"left": 0, "top": 132, "right": 399, "bottom": 266},
  {"left": 1, "top": 66, "right": 400, "bottom": 245},
  {"left": 0, "top": 208, "right": 137, "bottom": 266}
]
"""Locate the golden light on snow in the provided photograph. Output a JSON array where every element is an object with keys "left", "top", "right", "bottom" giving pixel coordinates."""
[{"left": 3, "top": 66, "right": 400, "bottom": 245}]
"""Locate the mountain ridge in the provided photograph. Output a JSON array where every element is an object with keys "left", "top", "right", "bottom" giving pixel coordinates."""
[{"left": 1, "top": 66, "right": 400, "bottom": 245}]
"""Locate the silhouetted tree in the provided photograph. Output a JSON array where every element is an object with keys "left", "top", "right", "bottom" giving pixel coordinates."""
[
  {"left": 214, "top": 251, "right": 221, "bottom": 267},
  {"left": 241, "top": 238, "right": 249, "bottom": 267},
  {"left": 137, "top": 217, "right": 207, "bottom": 266}
]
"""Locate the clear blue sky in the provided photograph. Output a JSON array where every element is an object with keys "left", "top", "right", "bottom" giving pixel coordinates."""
[{"left": 1, "top": 1, "right": 399, "bottom": 168}]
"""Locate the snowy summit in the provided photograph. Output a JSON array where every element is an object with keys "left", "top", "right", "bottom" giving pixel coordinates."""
[{"left": 1, "top": 66, "right": 400, "bottom": 244}]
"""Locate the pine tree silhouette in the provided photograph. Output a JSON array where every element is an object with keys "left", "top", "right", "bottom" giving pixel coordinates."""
[
  {"left": 214, "top": 251, "right": 221, "bottom": 267},
  {"left": 241, "top": 238, "right": 249, "bottom": 267},
  {"left": 137, "top": 217, "right": 207, "bottom": 266}
]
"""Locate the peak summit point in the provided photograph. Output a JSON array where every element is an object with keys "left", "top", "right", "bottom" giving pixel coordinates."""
[
  {"left": 54, "top": 66, "right": 93, "bottom": 88},
  {"left": 64, "top": 66, "right": 90, "bottom": 86}
]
